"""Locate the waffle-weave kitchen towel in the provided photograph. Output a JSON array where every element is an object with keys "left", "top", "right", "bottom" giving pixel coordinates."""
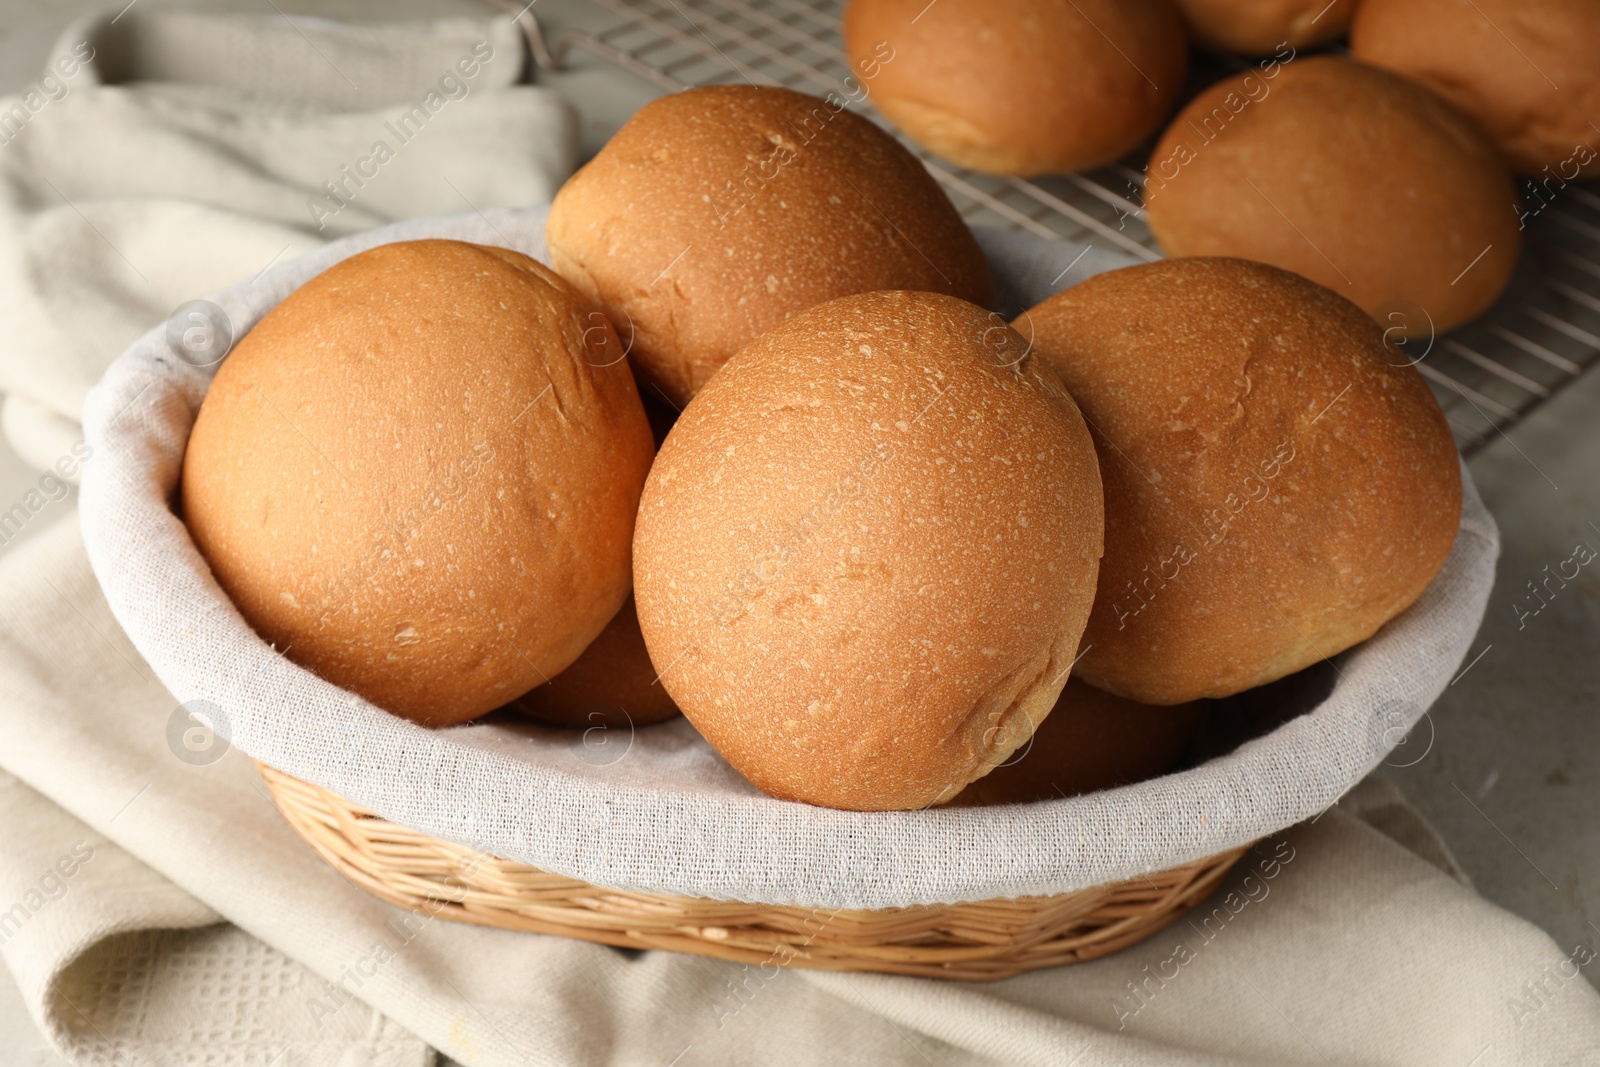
[{"left": 0, "top": 7, "right": 576, "bottom": 473}]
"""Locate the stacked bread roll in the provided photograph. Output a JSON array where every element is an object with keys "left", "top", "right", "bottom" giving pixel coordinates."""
[
  {"left": 631, "top": 290, "right": 1105, "bottom": 810},
  {"left": 1139, "top": 1, "right": 1600, "bottom": 334},
  {"left": 1144, "top": 56, "right": 1521, "bottom": 334},
  {"left": 183, "top": 241, "right": 656, "bottom": 727},
  {"left": 1352, "top": 0, "right": 1600, "bottom": 179},
  {"left": 546, "top": 85, "right": 993, "bottom": 407},
  {"left": 838, "top": 0, "right": 1596, "bottom": 340},
  {"left": 183, "top": 82, "right": 1466, "bottom": 812},
  {"left": 1172, "top": 0, "right": 1351, "bottom": 54},
  {"left": 842, "top": 0, "right": 1188, "bottom": 176}
]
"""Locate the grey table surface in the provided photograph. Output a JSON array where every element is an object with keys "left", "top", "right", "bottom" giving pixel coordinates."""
[{"left": 0, "top": 1, "right": 1595, "bottom": 1062}]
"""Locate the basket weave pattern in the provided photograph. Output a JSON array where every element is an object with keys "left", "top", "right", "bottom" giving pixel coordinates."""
[{"left": 260, "top": 763, "right": 1247, "bottom": 980}]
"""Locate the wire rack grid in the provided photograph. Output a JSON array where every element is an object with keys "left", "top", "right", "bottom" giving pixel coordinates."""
[{"left": 520, "top": 0, "right": 1600, "bottom": 454}]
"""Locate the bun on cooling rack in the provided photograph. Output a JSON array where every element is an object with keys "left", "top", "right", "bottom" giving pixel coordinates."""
[
  {"left": 1143, "top": 56, "right": 1521, "bottom": 334},
  {"left": 1352, "top": 0, "right": 1600, "bottom": 177},
  {"left": 545, "top": 85, "right": 993, "bottom": 409},
  {"left": 182, "top": 240, "right": 656, "bottom": 727},
  {"left": 843, "top": 0, "right": 1188, "bottom": 176},
  {"left": 1020, "top": 257, "right": 1461, "bottom": 705},
  {"left": 633, "top": 290, "right": 1104, "bottom": 810}
]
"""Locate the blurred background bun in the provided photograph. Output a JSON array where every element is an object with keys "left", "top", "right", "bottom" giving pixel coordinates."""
[
  {"left": 948, "top": 679, "right": 1206, "bottom": 805},
  {"left": 509, "top": 595, "right": 680, "bottom": 729},
  {"left": 1021, "top": 258, "right": 1462, "bottom": 706},
  {"left": 183, "top": 240, "right": 656, "bottom": 727},
  {"left": 1144, "top": 57, "right": 1521, "bottom": 334},
  {"left": 545, "top": 85, "right": 993, "bottom": 408},
  {"left": 1352, "top": 0, "right": 1600, "bottom": 177},
  {"left": 633, "top": 291, "right": 1104, "bottom": 811},
  {"left": 1173, "top": 0, "right": 1351, "bottom": 54},
  {"left": 843, "top": 0, "right": 1188, "bottom": 176}
]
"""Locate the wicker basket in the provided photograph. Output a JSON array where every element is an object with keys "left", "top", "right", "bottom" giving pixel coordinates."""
[{"left": 259, "top": 762, "right": 1247, "bottom": 980}]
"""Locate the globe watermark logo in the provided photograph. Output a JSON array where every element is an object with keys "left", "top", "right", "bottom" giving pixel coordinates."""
[
  {"left": 1373, "top": 298, "right": 1435, "bottom": 368},
  {"left": 574, "top": 704, "right": 635, "bottom": 768},
  {"left": 167, "top": 699, "right": 232, "bottom": 766},
  {"left": 165, "top": 300, "right": 234, "bottom": 369},
  {"left": 1370, "top": 697, "right": 1433, "bottom": 769}
]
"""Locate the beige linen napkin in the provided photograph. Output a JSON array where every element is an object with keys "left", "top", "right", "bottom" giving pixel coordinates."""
[
  {"left": 0, "top": 768, "right": 430, "bottom": 1066},
  {"left": 0, "top": 7, "right": 577, "bottom": 472},
  {"left": 1, "top": 511, "right": 1598, "bottom": 1066}
]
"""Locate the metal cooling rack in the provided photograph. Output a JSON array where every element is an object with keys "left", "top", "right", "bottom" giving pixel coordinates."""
[{"left": 518, "top": 0, "right": 1600, "bottom": 454}]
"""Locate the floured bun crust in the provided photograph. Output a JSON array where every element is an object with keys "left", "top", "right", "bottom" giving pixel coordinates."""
[
  {"left": 545, "top": 85, "right": 993, "bottom": 408},
  {"left": 633, "top": 290, "right": 1104, "bottom": 811},
  {"left": 182, "top": 240, "right": 656, "bottom": 727},
  {"left": 1021, "top": 258, "right": 1461, "bottom": 705}
]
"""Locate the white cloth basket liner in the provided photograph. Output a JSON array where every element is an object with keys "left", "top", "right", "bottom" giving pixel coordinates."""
[{"left": 79, "top": 206, "right": 1499, "bottom": 910}]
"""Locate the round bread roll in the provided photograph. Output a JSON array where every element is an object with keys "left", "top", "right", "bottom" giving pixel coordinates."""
[
  {"left": 546, "top": 85, "right": 993, "bottom": 409},
  {"left": 1173, "top": 0, "right": 1350, "bottom": 54},
  {"left": 1144, "top": 57, "right": 1522, "bottom": 334},
  {"left": 633, "top": 291, "right": 1104, "bottom": 811},
  {"left": 948, "top": 680, "right": 1205, "bottom": 805},
  {"left": 843, "top": 0, "right": 1188, "bottom": 176},
  {"left": 1019, "top": 258, "right": 1461, "bottom": 706},
  {"left": 183, "top": 240, "right": 656, "bottom": 727},
  {"left": 508, "top": 596, "right": 679, "bottom": 729},
  {"left": 1352, "top": 0, "right": 1600, "bottom": 177}
]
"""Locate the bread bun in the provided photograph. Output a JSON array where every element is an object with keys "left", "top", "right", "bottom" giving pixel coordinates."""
[
  {"left": 182, "top": 240, "right": 656, "bottom": 727},
  {"left": 843, "top": 0, "right": 1188, "bottom": 176},
  {"left": 545, "top": 86, "right": 993, "bottom": 408},
  {"left": 508, "top": 595, "right": 679, "bottom": 729},
  {"left": 1144, "top": 57, "right": 1521, "bottom": 333},
  {"left": 1173, "top": 0, "right": 1350, "bottom": 54},
  {"left": 633, "top": 291, "right": 1104, "bottom": 810},
  {"left": 1019, "top": 258, "right": 1461, "bottom": 705},
  {"left": 948, "top": 680, "right": 1204, "bottom": 805},
  {"left": 1352, "top": 0, "right": 1600, "bottom": 177}
]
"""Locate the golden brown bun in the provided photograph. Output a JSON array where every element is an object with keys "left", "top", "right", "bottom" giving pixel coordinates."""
[
  {"left": 633, "top": 291, "right": 1104, "bottom": 811},
  {"left": 948, "top": 680, "right": 1205, "bottom": 805},
  {"left": 182, "top": 240, "right": 656, "bottom": 727},
  {"left": 1019, "top": 258, "right": 1462, "bottom": 705},
  {"left": 1145, "top": 57, "right": 1521, "bottom": 333},
  {"left": 1352, "top": 0, "right": 1600, "bottom": 177},
  {"left": 545, "top": 86, "right": 994, "bottom": 408},
  {"left": 508, "top": 596, "right": 680, "bottom": 729},
  {"left": 843, "top": 0, "right": 1188, "bottom": 176},
  {"left": 1174, "top": 0, "right": 1350, "bottom": 54}
]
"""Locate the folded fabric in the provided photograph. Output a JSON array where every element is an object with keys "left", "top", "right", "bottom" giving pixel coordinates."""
[
  {"left": 0, "top": 8, "right": 577, "bottom": 462},
  {"left": 1, "top": 512, "right": 1597, "bottom": 1066},
  {"left": 0, "top": 767, "right": 431, "bottom": 1067}
]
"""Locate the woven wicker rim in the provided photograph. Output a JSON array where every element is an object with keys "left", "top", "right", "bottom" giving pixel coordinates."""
[{"left": 260, "top": 762, "right": 1248, "bottom": 980}]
